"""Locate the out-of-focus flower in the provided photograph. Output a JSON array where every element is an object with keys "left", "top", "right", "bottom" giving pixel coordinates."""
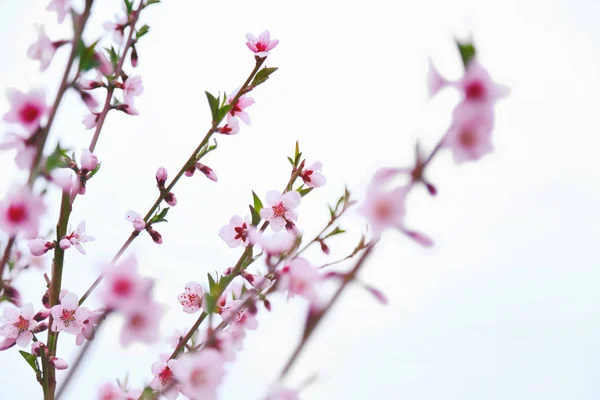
[
  {"left": 0, "top": 187, "right": 46, "bottom": 238},
  {"left": 3, "top": 89, "right": 48, "bottom": 132}
]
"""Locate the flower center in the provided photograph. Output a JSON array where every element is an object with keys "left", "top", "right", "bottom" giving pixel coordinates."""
[
  {"left": 19, "top": 103, "right": 41, "bottom": 124},
  {"left": 158, "top": 366, "right": 172, "bottom": 385},
  {"left": 113, "top": 277, "right": 133, "bottom": 296},
  {"left": 375, "top": 200, "right": 392, "bottom": 220},
  {"left": 234, "top": 223, "right": 248, "bottom": 241},
  {"left": 272, "top": 202, "right": 286, "bottom": 217},
  {"left": 7, "top": 203, "right": 27, "bottom": 223},
  {"left": 61, "top": 309, "right": 76, "bottom": 326},
  {"left": 459, "top": 129, "right": 477, "bottom": 149},
  {"left": 190, "top": 368, "right": 207, "bottom": 386},
  {"left": 13, "top": 315, "right": 29, "bottom": 332},
  {"left": 129, "top": 314, "right": 145, "bottom": 328},
  {"left": 465, "top": 80, "right": 485, "bottom": 100}
]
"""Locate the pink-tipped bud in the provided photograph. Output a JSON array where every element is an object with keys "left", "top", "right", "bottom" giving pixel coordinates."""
[
  {"left": 364, "top": 285, "right": 388, "bottom": 305},
  {"left": 51, "top": 357, "right": 68, "bottom": 370},
  {"left": 3, "top": 285, "right": 21, "bottom": 307},
  {"left": 241, "top": 271, "right": 254, "bottom": 283},
  {"left": 131, "top": 46, "right": 138, "bottom": 67},
  {"left": 402, "top": 229, "right": 434, "bottom": 247},
  {"left": 115, "top": 103, "right": 139, "bottom": 116},
  {"left": 34, "top": 308, "right": 51, "bottom": 322},
  {"left": 0, "top": 337, "right": 16, "bottom": 351},
  {"left": 28, "top": 238, "right": 55, "bottom": 257},
  {"left": 59, "top": 238, "right": 72, "bottom": 250},
  {"left": 33, "top": 322, "right": 48, "bottom": 333},
  {"left": 424, "top": 181, "right": 437, "bottom": 196},
  {"left": 147, "top": 227, "right": 163, "bottom": 244},
  {"left": 42, "top": 290, "right": 50, "bottom": 309},
  {"left": 31, "top": 342, "right": 44, "bottom": 357},
  {"left": 263, "top": 299, "right": 271, "bottom": 311},
  {"left": 196, "top": 163, "right": 218, "bottom": 182},
  {"left": 319, "top": 240, "right": 330, "bottom": 254},
  {"left": 185, "top": 165, "right": 196, "bottom": 177},
  {"left": 165, "top": 192, "right": 177, "bottom": 206},
  {"left": 80, "top": 149, "right": 99, "bottom": 172},
  {"left": 79, "top": 90, "right": 98, "bottom": 110},
  {"left": 94, "top": 51, "right": 113, "bottom": 76},
  {"left": 223, "top": 267, "right": 233, "bottom": 276},
  {"left": 156, "top": 167, "right": 168, "bottom": 187}
]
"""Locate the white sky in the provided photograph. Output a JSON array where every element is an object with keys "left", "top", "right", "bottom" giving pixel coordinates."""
[{"left": 0, "top": 0, "right": 599, "bottom": 399}]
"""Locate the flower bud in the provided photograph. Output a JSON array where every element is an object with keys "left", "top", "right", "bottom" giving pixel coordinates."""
[
  {"left": 80, "top": 149, "right": 99, "bottom": 172},
  {"left": 147, "top": 226, "right": 163, "bottom": 244},
  {"left": 156, "top": 167, "right": 168, "bottom": 187},
  {"left": 185, "top": 165, "right": 196, "bottom": 177},
  {"left": 131, "top": 46, "right": 138, "bottom": 67},
  {"left": 165, "top": 192, "right": 177, "bottom": 206},
  {"left": 51, "top": 357, "right": 68, "bottom": 370},
  {"left": 34, "top": 308, "right": 51, "bottom": 322},
  {"left": 263, "top": 299, "right": 271, "bottom": 311},
  {"left": 319, "top": 240, "right": 330, "bottom": 254},
  {"left": 196, "top": 163, "right": 218, "bottom": 182}
]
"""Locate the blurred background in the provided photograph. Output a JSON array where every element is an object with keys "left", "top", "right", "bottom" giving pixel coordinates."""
[{"left": 0, "top": 0, "right": 599, "bottom": 398}]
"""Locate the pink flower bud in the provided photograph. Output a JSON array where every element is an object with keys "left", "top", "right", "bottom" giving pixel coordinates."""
[
  {"left": 131, "top": 46, "right": 138, "bottom": 67},
  {"left": 51, "top": 357, "right": 68, "bottom": 370},
  {"left": 94, "top": 52, "right": 113, "bottom": 76},
  {"left": 59, "top": 238, "right": 72, "bottom": 250},
  {"left": 42, "top": 290, "right": 50, "bottom": 309},
  {"left": 80, "top": 149, "right": 99, "bottom": 172},
  {"left": 79, "top": 90, "right": 98, "bottom": 110},
  {"left": 319, "top": 240, "right": 330, "bottom": 254},
  {"left": 3, "top": 285, "right": 21, "bottom": 307},
  {"left": 156, "top": 167, "right": 167, "bottom": 187},
  {"left": 165, "top": 192, "right": 177, "bottom": 206},
  {"left": 364, "top": 285, "right": 388, "bottom": 305},
  {"left": 184, "top": 165, "right": 196, "bottom": 177},
  {"left": 28, "top": 238, "right": 54, "bottom": 256},
  {"left": 115, "top": 103, "right": 139, "bottom": 116},
  {"left": 196, "top": 163, "right": 218, "bottom": 182},
  {"left": 263, "top": 299, "right": 271, "bottom": 311},
  {"left": 33, "top": 322, "right": 48, "bottom": 333},
  {"left": 147, "top": 227, "right": 163, "bottom": 244},
  {"left": 34, "top": 308, "right": 51, "bottom": 322},
  {"left": 31, "top": 341, "right": 44, "bottom": 357},
  {"left": 402, "top": 229, "right": 434, "bottom": 247}
]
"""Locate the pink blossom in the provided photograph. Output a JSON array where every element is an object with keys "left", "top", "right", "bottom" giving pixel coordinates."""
[
  {"left": 444, "top": 103, "right": 495, "bottom": 164},
  {"left": 115, "top": 103, "right": 139, "bottom": 116},
  {"left": 103, "top": 16, "right": 128, "bottom": 45},
  {"left": 219, "top": 215, "right": 251, "bottom": 248},
  {"left": 100, "top": 255, "right": 152, "bottom": 310},
  {"left": 94, "top": 51, "right": 114, "bottom": 76},
  {"left": 246, "top": 30, "right": 279, "bottom": 58},
  {"left": 46, "top": 0, "right": 70, "bottom": 24},
  {"left": 50, "top": 291, "right": 91, "bottom": 335},
  {"left": 27, "top": 25, "right": 57, "bottom": 71},
  {"left": 278, "top": 258, "right": 321, "bottom": 301},
  {"left": 0, "top": 187, "right": 46, "bottom": 238},
  {"left": 27, "top": 238, "right": 54, "bottom": 256},
  {"left": 98, "top": 382, "right": 128, "bottom": 400},
  {"left": 300, "top": 161, "right": 327, "bottom": 188},
  {"left": 149, "top": 354, "right": 180, "bottom": 400},
  {"left": 0, "top": 132, "right": 36, "bottom": 170},
  {"left": 217, "top": 115, "right": 240, "bottom": 135},
  {"left": 51, "top": 357, "right": 68, "bottom": 370},
  {"left": 170, "top": 349, "right": 226, "bottom": 400},
  {"left": 80, "top": 149, "right": 99, "bottom": 172},
  {"left": 76, "top": 308, "right": 104, "bottom": 346},
  {"left": 78, "top": 72, "right": 105, "bottom": 90},
  {"left": 177, "top": 282, "right": 203, "bottom": 314},
  {"left": 359, "top": 178, "right": 407, "bottom": 238},
  {"left": 123, "top": 76, "right": 144, "bottom": 105},
  {"left": 4, "top": 88, "right": 48, "bottom": 132},
  {"left": 227, "top": 88, "right": 254, "bottom": 125},
  {"left": 221, "top": 299, "right": 258, "bottom": 330},
  {"left": 50, "top": 168, "right": 75, "bottom": 192},
  {"left": 196, "top": 163, "right": 218, "bottom": 182},
  {"left": 125, "top": 211, "right": 146, "bottom": 231},
  {"left": 59, "top": 221, "right": 95, "bottom": 255},
  {"left": 119, "top": 298, "right": 164, "bottom": 347},
  {"left": 259, "top": 190, "right": 301, "bottom": 232},
  {"left": 249, "top": 229, "right": 296, "bottom": 256},
  {"left": 0, "top": 303, "right": 38, "bottom": 347},
  {"left": 457, "top": 59, "right": 509, "bottom": 104},
  {"left": 267, "top": 388, "right": 300, "bottom": 400},
  {"left": 83, "top": 112, "right": 100, "bottom": 129}
]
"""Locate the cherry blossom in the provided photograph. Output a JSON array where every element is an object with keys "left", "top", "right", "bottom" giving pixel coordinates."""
[
  {"left": 170, "top": 349, "right": 226, "bottom": 400},
  {"left": 27, "top": 238, "right": 55, "bottom": 256},
  {"left": 125, "top": 211, "right": 146, "bottom": 231},
  {"left": 0, "top": 187, "right": 46, "bottom": 238},
  {"left": 249, "top": 229, "right": 297, "bottom": 256},
  {"left": 177, "top": 282, "right": 203, "bottom": 314},
  {"left": 122, "top": 76, "right": 144, "bottom": 105},
  {"left": 457, "top": 59, "right": 509, "bottom": 104},
  {"left": 444, "top": 103, "right": 494, "bottom": 163},
  {"left": 119, "top": 298, "right": 164, "bottom": 347},
  {"left": 149, "top": 354, "right": 180, "bottom": 400},
  {"left": 0, "top": 132, "right": 36, "bottom": 170},
  {"left": 94, "top": 51, "right": 114, "bottom": 76},
  {"left": 359, "top": 176, "right": 407, "bottom": 237},
  {"left": 103, "top": 15, "right": 128, "bottom": 45},
  {"left": 300, "top": 161, "right": 327, "bottom": 188},
  {"left": 217, "top": 115, "right": 240, "bottom": 135},
  {"left": 246, "top": 30, "right": 279, "bottom": 58},
  {"left": 4, "top": 88, "right": 48, "bottom": 132},
  {"left": 50, "top": 291, "right": 92, "bottom": 335},
  {"left": 221, "top": 299, "right": 258, "bottom": 330},
  {"left": 219, "top": 215, "right": 251, "bottom": 248},
  {"left": 100, "top": 255, "right": 152, "bottom": 310},
  {"left": 83, "top": 112, "right": 100, "bottom": 129},
  {"left": 50, "top": 168, "right": 75, "bottom": 192},
  {"left": 196, "top": 163, "right": 218, "bottom": 182},
  {"left": 97, "top": 382, "right": 128, "bottom": 400},
  {"left": 76, "top": 308, "right": 104, "bottom": 345},
  {"left": 27, "top": 25, "right": 58, "bottom": 71},
  {"left": 46, "top": 0, "right": 70, "bottom": 24},
  {"left": 227, "top": 88, "right": 254, "bottom": 125},
  {"left": 259, "top": 190, "right": 301, "bottom": 232},
  {"left": 278, "top": 258, "right": 321, "bottom": 301},
  {"left": 59, "top": 221, "right": 95, "bottom": 255},
  {"left": 0, "top": 303, "right": 38, "bottom": 347}
]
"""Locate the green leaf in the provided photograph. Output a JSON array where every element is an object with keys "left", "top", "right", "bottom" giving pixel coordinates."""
[
  {"left": 287, "top": 156, "right": 294, "bottom": 165},
  {"left": 297, "top": 187, "right": 312, "bottom": 197},
  {"left": 106, "top": 46, "right": 119, "bottom": 70},
  {"left": 150, "top": 207, "right": 169, "bottom": 224},
  {"left": 140, "top": 387, "right": 156, "bottom": 400},
  {"left": 456, "top": 40, "right": 476, "bottom": 69},
  {"left": 252, "top": 191, "right": 263, "bottom": 213},
  {"left": 251, "top": 67, "right": 278, "bottom": 87},
  {"left": 215, "top": 104, "right": 231, "bottom": 123},
  {"left": 124, "top": 0, "right": 133, "bottom": 14},
  {"left": 77, "top": 40, "right": 101, "bottom": 72},
  {"left": 44, "top": 143, "right": 70, "bottom": 172},
  {"left": 249, "top": 205, "right": 261, "bottom": 226},
  {"left": 205, "top": 91, "right": 220, "bottom": 120},
  {"left": 145, "top": 0, "right": 161, "bottom": 6},
  {"left": 19, "top": 350, "right": 38, "bottom": 373},
  {"left": 203, "top": 293, "right": 216, "bottom": 314},
  {"left": 207, "top": 273, "right": 217, "bottom": 293},
  {"left": 323, "top": 226, "right": 346, "bottom": 239},
  {"left": 136, "top": 25, "right": 150, "bottom": 40}
]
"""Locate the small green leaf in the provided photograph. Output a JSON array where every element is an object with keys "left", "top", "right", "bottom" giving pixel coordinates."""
[
  {"left": 145, "top": 0, "right": 161, "bottom": 6},
  {"left": 249, "top": 205, "right": 261, "bottom": 226},
  {"left": 106, "top": 46, "right": 119, "bottom": 70},
  {"left": 136, "top": 25, "right": 150, "bottom": 40},
  {"left": 207, "top": 273, "right": 217, "bottom": 293},
  {"left": 205, "top": 91, "right": 219, "bottom": 120},
  {"left": 19, "top": 350, "right": 38, "bottom": 373},
  {"left": 456, "top": 40, "right": 476, "bottom": 69},
  {"left": 203, "top": 293, "right": 216, "bottom": 314},
  {"left": 45, "top": 143, "right": 70, "bottom": 172},
  {"left": 252, "top": 191, "right": 263, "bottom": 213},
  {"left": 323, "top": 226, "right": 346, "bottom": 239},
  {"left": 140, "top": 387, "right": 156, "bottom": 400},
  {"left": 297, "top": 187, "right": 312, "bottom": 197},
  {"left": 251, "top": 67, "right": 278, "bottom": 87},
  {"left": 123, "top": 0, "right": 133, "bottom": 14},
  {"left": 150, "top": 207, "right": 169, "bottom": 224},
  {"left": 215, "top": 104, "right": 231, "bottom": 123},
  {"left": 78, "top": 40, "right": 101, "bottom": 72},
  {"left": 287, "top": 157, "right": 294, "bottom": 165}
]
